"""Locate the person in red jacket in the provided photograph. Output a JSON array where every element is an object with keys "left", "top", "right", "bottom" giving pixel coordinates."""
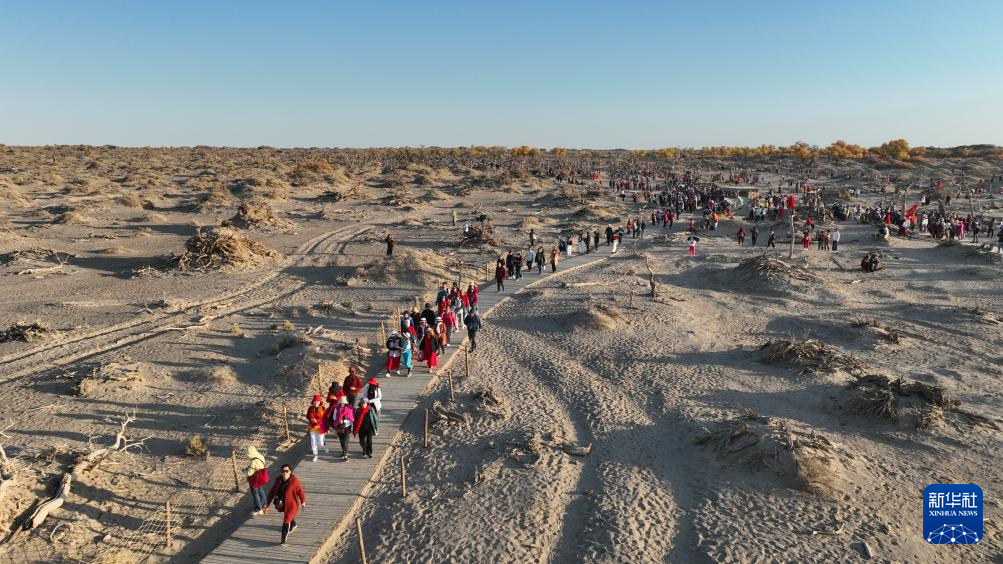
[
  {"left": 342, "top": 366, "right": 363, "bottom": 406},
  {"left": 420, "top": 326, "right": 438, "bottom": 372},
  {"left": 306, "top": 395, "right": 327, "bottom": 462},
  {"left": 263, "top": 464, "right": 306, "bottom": 546}
]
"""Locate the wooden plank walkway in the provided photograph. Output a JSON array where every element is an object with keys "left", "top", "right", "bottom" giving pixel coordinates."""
[{"left": 202, "top": 242, "right": 618, "bottom": 564}]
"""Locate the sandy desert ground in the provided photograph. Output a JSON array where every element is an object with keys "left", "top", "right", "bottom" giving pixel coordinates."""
[{"left": 0, "top": 145, "right": 1000, "bottom": 563}]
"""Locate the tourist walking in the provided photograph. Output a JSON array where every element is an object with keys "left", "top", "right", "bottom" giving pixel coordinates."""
[
  {"left": 420, "top": 325, "right": 438, "bottom": 372},
  {"left": 385, "top": 233, "right": 395, "bottom": 256},
  {"left": 263, "top": 464, "right": 306, "bottom": 546},
  {"left": 495, "top": 261, "right": 506, "bottom": 292},
  {"left": 465, "top": 307, "right": 482, "bottom": 352},
  {"left": 243, "top": 446, "right": 269, "bottom": 516},
  {"left": 342, "top": 366, "right": 363, "bottom": 406},
  {"left": 332, "top": 396, "right": 354, "bottom": 460},
  {"left": 550, "top": 247, "right": 558, "bottom": 272},
  {"left": 306, "top": 395, "right": 327, "bottom": 462},
  {"left": 353, "top": 398, "right": 379, "bottom": 458}
]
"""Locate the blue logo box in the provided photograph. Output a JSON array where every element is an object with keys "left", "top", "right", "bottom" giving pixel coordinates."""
[{"left": 923, "top": 484, "right": 983, "bottom": 544}]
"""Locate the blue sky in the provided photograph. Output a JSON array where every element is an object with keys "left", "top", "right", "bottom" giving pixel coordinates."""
[{"left": 1, "top": 1, "right": 1001, "bottom": 148}]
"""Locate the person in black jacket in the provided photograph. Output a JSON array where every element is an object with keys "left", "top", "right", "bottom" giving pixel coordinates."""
[
  {"left": 464, "top": 308, "right": 483, "bottom": 352},
  {"left": 420, "top": 303, "right": 436, "bottom": 326}
]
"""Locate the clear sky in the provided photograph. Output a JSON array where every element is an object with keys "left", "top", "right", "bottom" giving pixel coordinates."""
[{"left": 1, "top": 1, "right": 1001, "bottom": 149}]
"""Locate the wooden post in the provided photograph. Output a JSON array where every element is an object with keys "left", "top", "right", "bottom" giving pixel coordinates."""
[
  {"left": 400, "top": 455, "right": 407, "bottom": 498},
  {"left": 165, "top": 501, "right": 172, "bottom": 546},
  {"left": 230, "top": 450, "right": 241, "bottom": 492},
  {"left": 629, "top": 289, "right": 634, "bottom": 309},
  {"left": 447, "top": 370, "right": 455, "bottom": 402},
  {"left": 282, "top": 405, "right": 291, "bottom": 442},
  {"left": 423, "top": 408, "right": 429, "bottom": 448},
  {"left": 464, "top": 345, "right": 470, "bottom": 379},
  {"left": 356, "top": 517, "right": 368, "bottom": 564}
]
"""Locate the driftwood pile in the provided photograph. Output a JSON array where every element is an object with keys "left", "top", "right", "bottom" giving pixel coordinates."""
[
  {"left": 735, "top": 255, "right": 819, "bottom": 286},
  {"left": 0, "top": 321, "right": 53, "bottom": 344},
  {"left": 759, "top": 337, "right": 863, "bottom": 376},
  {"left": 175, "top": 227, "right": 281, "bottom": 271},
  {"left": 845, "top": 374, "right": 998, "bottom": 430},
  {"left": 222, "top": 201, "right": 294, "bottom": 230},
  {"left": 694, "top": 410, "right": 844, "bottom": 496}
]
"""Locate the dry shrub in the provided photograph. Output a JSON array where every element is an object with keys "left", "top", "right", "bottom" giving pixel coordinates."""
[
  {"left": 145, "top": 212, "right": 168, "bottom": 222},
  {"left": 844, "top": 374, "right": 996, "bottom": 430},
  {"left": 175, "top": 227, "right": 282, "bottom": 271},
  {"left": 294, "top": 159, "right": 335, "bottom": 175},
  {"left": 1, "top": 320, "right": 53, "bottom": 343},
  {"left": 694, "top": 411, "right": 844, "bottom": 496},
  {"left": 185, "top": 435, "right": 210, "bottom": 459},
  {"left": 228, "top": 176, "right": 289, "bottom": 200},
  {"left": 53, "top": 211, "right": 91, "bottom": 224},
  {"left": 194, "top": 364, "right": 238, "bottom": 384},
  {"left": 735, "top": 255, "right": 819, "bottom": 287},
  {"left": 0, "top": 179, "right": 28, "bottom": 204},
  {"left": 422, "top": 188, "right": 451, "bottom": 201},
  {"left": 563, "top": 302, "right": 625, "bottom": 331},
  {"left": 554, "top": 184, "right": 581, "bottom": 201},
  {"left": 461, "top": 224, "right": 501, "bottom": 248},
  {"left": 1, "top": 247, "right": 71, "bottom": 266},
  {"left": 115, "top": 193, "right": 144, "bottom": 208},
  {"left": 272, "top": 331, "right": 313, "bottom": 356},
  {"left": 74, "top": 362, "right": 149, "bottom": 397},
  {"left": 197, "top": 183, "right": 235, "bottom": 210},
  {"left": 759, "top": 336, "right": 863, "bottom": 375},
  {"left": 223, "top": 201, "right": 294, "bottom": 230},
  {"left": 849, "top": 318, "right": 900, "bottom": 345}
]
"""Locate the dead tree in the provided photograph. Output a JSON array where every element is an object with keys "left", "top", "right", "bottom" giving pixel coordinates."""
[{"left": 641, "top": 254, "right": 658, "bottom": 298}]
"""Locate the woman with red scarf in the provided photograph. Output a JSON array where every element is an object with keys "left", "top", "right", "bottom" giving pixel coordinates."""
[{"left": 420, "top": 325, "right": 438, "bottom": 372}]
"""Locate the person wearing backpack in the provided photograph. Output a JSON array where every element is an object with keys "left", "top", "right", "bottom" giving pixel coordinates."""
[
  {"left": 353, "top": 398, "right": 379, "bottom": 459},
  {"left": 243, "top": 446, "right": 269, "bottom": 516},
  {"left": 263, "top": 464, "right": 306, "bottom": 546},
  {"left": 464, "top": 307, "right": 482, "bottom": 352},
  {"left": 400, "top": 332, "right": 414, "bottom": 377},
  {"left": 332, "top": 396, "right": 355, "bottom": 461},
  {"left": 356, "top": 376, "right": 382, "bottom": 414},
  {"left": 385, "top": 331, "right": 403, "bottom": 376}
]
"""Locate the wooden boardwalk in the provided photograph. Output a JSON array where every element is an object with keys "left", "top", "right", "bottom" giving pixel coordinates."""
[{"left": 202, "top": 243, "right": 616, "bottom": 564}]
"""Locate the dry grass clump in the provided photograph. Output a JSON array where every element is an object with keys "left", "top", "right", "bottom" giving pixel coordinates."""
[
  {"left": 271, "top": 331, "right": 313, "bottom": 356},
  {"left": 228, "top": 175, "right": 290, "bottom": 200},
  {"left": 197, "top": 183, "right": 236, "bottom": 211},
  {"left": 563, "top": 302, "right": 626, "bottom": 331},
  {"left": 222, "top": 201, "right": 294, "bottom": 230},
  {"left": 185, "top": 435, "right": 210, "bottom": 459},
  {"left": 422, "top": 188, "right": 451, "bottom": 201},
  {"left": 849, "top": 318, "right": 900, "bottom": 345},
  {"left": 694, "top": 410, "right": 844, "bottom": 496},
  {"left": 735, "top": 255, "right": 820, "bottom": 286},
  {"left": 293, "top": 159, "right": 336, "bottom": 175},
  {"left": 0, "top": 247, "right": 70, "bottom": 266},
  {"left": 554, "top": 184, "right": 581, "bottom": 201},
  {"left": 74, "top": 361, "right": 145, "bottom": 396},
  {"left": 175, "top": 227, "right": 281, "bottom": 271},
  {"left": 0, "top": 178, "right": 29, "bottom": 204},
  {"left": 115, "top": 193, "right": 144, "bottom": 208},
  {"left": 52, "top": 211, "right": 91, "bottom": 224},
  {"left": 0, "top": 320, "right": 54, "bottom": 343},
  {"left": 841, "top": 373, "right": 998, "bottom": 431},
  {"left": 759, "top": 336, "right": 863, "bottom": 375}
]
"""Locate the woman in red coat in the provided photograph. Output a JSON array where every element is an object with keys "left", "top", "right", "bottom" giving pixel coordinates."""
[
  {"left": 263, "top": 464, "right": 306, "bottom": 546},
  {"left": 420, "top": 328, "right": 438, "bottom": 372}
]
